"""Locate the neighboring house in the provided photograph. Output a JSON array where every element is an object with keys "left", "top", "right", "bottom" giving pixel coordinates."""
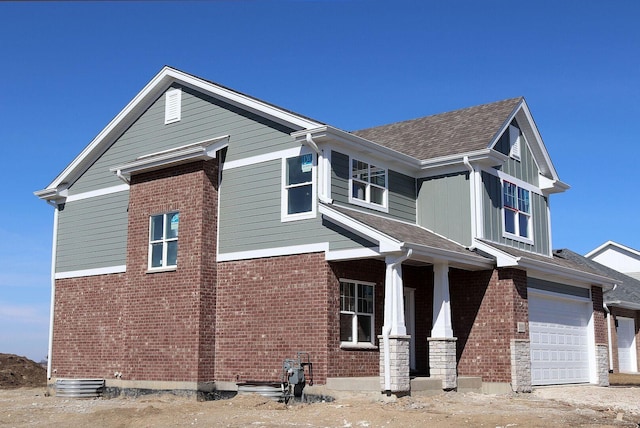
[
  {"left": 575, "top": 243, "right": 640, "bottom": 373},
  {"left": 35, "top": 66, "right": 615, "bottom": 398},
  {"left": 587, "top": 241, "right": 640, "bottom": 281}
]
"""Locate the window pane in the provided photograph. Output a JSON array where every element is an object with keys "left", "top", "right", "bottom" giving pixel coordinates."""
[
  {"left": 287, "top": 155, "right": 312, "bottom": 185},
  {"left": 166, "top": 212, "right": 179, "bottom": 239},
  {"left": 340, "top": 282, "right": 355, "bottom": 312},
  {"left": 503, "top": 182, "right": 517, "bottom": 208},
  {"left": 352, "top": 181, "right": 366, "bottom": 201},
  {"left": 357, "top": 314, "right": 372, "bottom": 342},
  {"left": 518, "top": 188, "right": 530, "bottom": 213},
  {"left": 358, "top": 284, "right": 374, "bottom": 314},
  {"left": 151, "top": 243, "right": 163, "bottom": 267},
  {"left": 504, "top": 209, "right": 516, "bottom": 234},
  {"left": 370, "top": 186, "right": 384, "bottom": 205},
  {"left": 340, "top": 313, "right": 353, "bottom": 342},
  {"left": 166, "top": 241, "right": 178, "bottom": 266},
  {"left": 519, "top": 213, "right": 529, "bottom": 238},
  {"left": 369, "top": 166, "right": 385, "bottom": 186},
  {"left": 352, "top": 160, "right": 368, "bottom": 181},
  {"left": 150, "top": 215, "right": 164, "bottom": 241},
  {"left": 287, "top": 184, "right": 312, "bottom": 214}
]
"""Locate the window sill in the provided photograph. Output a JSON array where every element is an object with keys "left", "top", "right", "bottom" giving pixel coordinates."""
[
  {"left": 347, "top": 197, "right": 389, "bottom": 213},
  {"left": 340, "top": 342, "right": 378, "bottom": 350},
  {"left": 146, "top": 266, "right": 177, "bottom": 274},
  {"left": 281, "top": 211, "right": 316, "bottom": 223},
  {"left": 502, "top": 232, "right": 534, "bottom": 245}
]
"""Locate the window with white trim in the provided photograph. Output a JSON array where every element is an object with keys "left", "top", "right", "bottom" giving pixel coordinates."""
[
  {"left": 282, "top": 152, "right": 315, "bottom": 221},
  {"left": 149, "top": 212, "right": 179, "bottom": 269},
  {"left": 503, "top": 181, "right": 531, "bottom": 241},
  {"left": 164, "top": 88, "right": 182, "bottom": 124},
  {"left": 349, "top": 158, "right": 387, "bottom": 209},
  {"left": 340, "top": 280, "right": 375, "bottom": 345}
]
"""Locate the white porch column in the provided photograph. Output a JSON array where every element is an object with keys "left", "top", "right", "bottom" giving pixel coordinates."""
[
  {"left": 429, "top": 262, "right": 457, "bottom": 390},
  {"left": 432, "top": 262, "right": 453, "bottom": 338},
  {"left": 380, "top": 251, "right": 411, "bottom": 394}
]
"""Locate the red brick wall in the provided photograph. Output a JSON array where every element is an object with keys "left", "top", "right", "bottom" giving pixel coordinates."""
[
  {"left": 591, "top": 286, "right": 607, "bottom": 346},
  {"left": 215, "top": 253, "right": 330, "bottom": 383},
  {"left": 51, "top": 160, "right": 219, "bottom": 382},
  {"left": 450, "top": 268, "right": 528, "bottom": 382},
  {"left": 327, "top": 259, "right": 386, "bottom": 378}
]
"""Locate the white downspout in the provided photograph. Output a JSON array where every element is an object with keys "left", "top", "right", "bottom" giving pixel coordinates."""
[
  {"left": 304, "top": 133, "right": 332, "bottom": 204},
  {"left": 382, "top": 248, "right": 412, "bottom": 391},
  {"left": 603, "top": 291, "right": 616, "bottom": 373},
  {"left": 463, "top": 156, "right": 477, "bottom": 241},
  {"left": 46, "top": 203, "right": 60, "bottom": 380},
  {"left": 115, "top": 169, "right": 130, "bottom": 185}
]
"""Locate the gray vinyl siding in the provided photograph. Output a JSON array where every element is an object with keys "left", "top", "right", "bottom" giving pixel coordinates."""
[
  {"left": 528, "top": 277, "right": 590, "bottom": 299},
  {"left": 218, "top": 159, "right": 376, "bottom": 254},
  {"left": 56, "top": 191, "right": 129, "bottom": 272},
  {"left": 330, "top": 150, "right": 416, "bottom": 222},
  {"left": 417, "top": 172, "right": 471, "bottom": 247},
  {"left": 481, "top": 171, "right": 550, "bottom": 255},
  {"left": 69, "top": 84, "right": 298, "bottom": 195}
]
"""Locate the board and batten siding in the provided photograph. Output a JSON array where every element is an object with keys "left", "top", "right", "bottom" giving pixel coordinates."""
[
  {"left": 218, "top": 158, "right": 376, "bottom": 255},
  {"left": 493, "top": 120, "right": 539, "bottom": 186},
  {"left": 417, "top": 172, "right": 471, "bottom": 247},
  {"left": 56, "top": 191, "right": 129, "bottom": 273},
  {"left": 481, "top": 171, "right": 550, "bottom": 255},
  {"left": 69, "top": 84, "right": 299, "bottom": 195},
  {"left": 330, "top": 150, "right": 416, "bottom": 222}
]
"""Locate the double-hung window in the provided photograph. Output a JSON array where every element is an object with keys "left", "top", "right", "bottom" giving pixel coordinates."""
[
  {"left": 282, "top": 152, "right": 316, "bottom": 221},
  {"left": 149, "top": 211, "right": 179, "bottom": 270},
  {"left": 503, "top": 181, "right": 531, "bottom": 241},
  {"left": 350, "top": 158, "right": 387, "bottom": 210},
  {"left": 340, "top": 280, "right": 375, "bottom": 346}
]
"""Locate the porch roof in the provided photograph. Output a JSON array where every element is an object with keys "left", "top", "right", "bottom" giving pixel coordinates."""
[{"left": 320, "top": 203, "right": 494, "bottom": 269}]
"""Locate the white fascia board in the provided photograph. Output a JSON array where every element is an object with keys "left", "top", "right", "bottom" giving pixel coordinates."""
[
  {"left": 517, "top": 258, "right": 616, "bottom": 290},
  {"left": 515, "top": 101, "right": 560, "bottom": 180},
  {"left": 604, "top": 300, "right": 640, "bottom": 311},
  {"left": 293, "top": 127, "right": 419, "bottom": 174},
  {"left": 41, "top": 66, "right": 322, "bottom": 194},
  {"left": 406, "top": 243, "right": 494, "bottom": 269},
  {"left": 318, "top": 204, "right": 403, "bottom": 254},
  {"left": 110, "top": 135, "right": 229, "bottom": 177},
  {"left": 417, "top": 149, "right": 507, "bottom": 172},
  {"left": 471, "top": 239, "right": 520, "bottom": 267},
  {"left": 539, "top": 174, "right": 570, "bottom": 195},
  {"left": 586, "top": 240, "right": 640, "bottom": 259}
]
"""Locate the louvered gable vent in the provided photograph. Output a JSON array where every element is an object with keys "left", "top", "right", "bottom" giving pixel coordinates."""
[
  {"left": 508, "top": 124, "right": 521, "bottom": 160},
  {"left": 164, "top": 88, "right": 182, "bottom": 124}
]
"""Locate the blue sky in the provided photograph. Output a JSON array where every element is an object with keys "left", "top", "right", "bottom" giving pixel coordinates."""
[{"left": 1, "top": 1, "right": 638, "bottom": 362}]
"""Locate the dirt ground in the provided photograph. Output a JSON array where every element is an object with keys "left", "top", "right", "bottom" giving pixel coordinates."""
[{"left": 2, "top": 354, "right": 640, "bottom": 427}]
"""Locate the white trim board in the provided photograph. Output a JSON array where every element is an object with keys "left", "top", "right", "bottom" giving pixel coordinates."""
[{"left": 55, "top": 265, "right": 126, "bottom": 279}]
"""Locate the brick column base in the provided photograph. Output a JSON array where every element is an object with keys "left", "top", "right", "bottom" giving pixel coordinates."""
[
  {"left": 596, "top": 344, "right": 610, "bottom": 387},
  {"left": 378, "top": 335, "right": 410, "bottom": 393},
  {"left": 510, "top": 339, "right": 532, "bottom": 392},
  {"left": 428, "top": 337, "right": 457, "bottom": 390}
]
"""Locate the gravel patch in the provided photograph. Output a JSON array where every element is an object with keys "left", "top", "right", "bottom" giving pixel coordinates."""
[{"left": 533, "top": 385, "right": 640, "bottom": 415}]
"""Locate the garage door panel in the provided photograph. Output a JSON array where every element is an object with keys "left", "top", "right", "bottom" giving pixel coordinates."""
[{"left": 529, "top": 291, "right": 591, "bottom": 386}]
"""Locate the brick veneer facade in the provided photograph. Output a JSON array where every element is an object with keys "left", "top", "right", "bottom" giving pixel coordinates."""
[
  {"left": 450, "top": 268, "right": 529, "bottom": 383},
  {"left": 51, "top": 159, "right": 219, "bottom": 383}
]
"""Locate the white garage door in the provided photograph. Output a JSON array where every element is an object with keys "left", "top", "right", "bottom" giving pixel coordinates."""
[
  {"left": 529, "top": 291, "right": 591, "bottom": 385},
  {"left": 617, "top": 317, "right": 638, "bottom": 373}
]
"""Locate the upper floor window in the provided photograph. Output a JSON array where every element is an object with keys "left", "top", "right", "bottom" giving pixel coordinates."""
[
  {"left": 149, "top": 211, "right": 179, "bottom": 270},
  {"left": 340, "top": 279, "right": 375, "bottom": 346},
  {"left": 503, "top": 181, "right": 532, "bottom": 242},
  {"left": 164, "top": 88, "right": 182, "bottom": 124},
  {"left": 349, "top": 158, "right": 387, "bottom": 210},
  {"left": 282, "top": 152, "right": 316, "bottom": 221}
]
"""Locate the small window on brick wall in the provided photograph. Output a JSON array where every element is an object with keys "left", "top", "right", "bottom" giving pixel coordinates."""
[
  {"left": 149, "top": 211, "right": 179, "bottom": 270},
  {"left": 340, "top": 279, "right": 375, "bottom": 345}
]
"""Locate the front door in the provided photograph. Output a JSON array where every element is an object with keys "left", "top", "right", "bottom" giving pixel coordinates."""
[
  {"left": 404, "top": 287, "right": 416, "bottom": 371},
  {"left": 618, "top": 317, "right": 638, "bottom": 373}
]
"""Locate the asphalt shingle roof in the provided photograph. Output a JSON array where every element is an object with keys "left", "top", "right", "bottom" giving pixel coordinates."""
[
  {"left": 554, "top": 248, "right": 640, "bottom": 306},
  {"left": 352, "top": 97, "right": 523, "bottom": 160}
]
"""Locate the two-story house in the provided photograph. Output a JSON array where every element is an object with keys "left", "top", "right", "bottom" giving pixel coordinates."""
[{"left": 35, "top": 67, "right": 614, "bottom": 398}]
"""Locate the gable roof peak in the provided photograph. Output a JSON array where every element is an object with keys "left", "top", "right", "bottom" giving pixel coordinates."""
[{"left": 351, "top": 97, "right": 524, "bottom": 161}]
